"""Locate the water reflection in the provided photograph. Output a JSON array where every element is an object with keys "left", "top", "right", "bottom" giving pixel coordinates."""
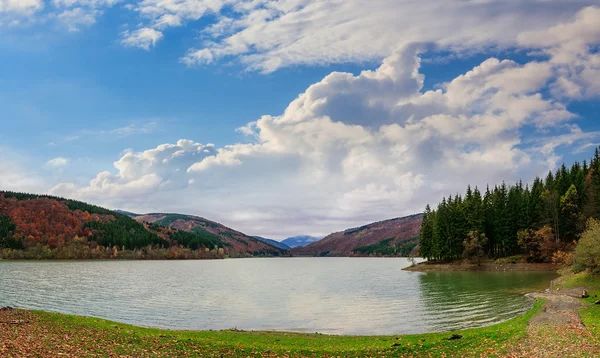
[
  {"left": 0, "top": 258, "right": 555, "bottom": 335},
  {"left": 417, "top": 271, "right": 557, "bottom": 332}
]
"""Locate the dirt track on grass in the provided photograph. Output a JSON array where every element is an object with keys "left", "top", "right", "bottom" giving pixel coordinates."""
[{"left": 506, "top": 290, "right": 600, "bottom": 357}]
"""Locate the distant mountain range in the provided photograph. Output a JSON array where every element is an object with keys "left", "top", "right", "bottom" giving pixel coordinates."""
[
  {"left": 291, "top": 214, "right": 423, "bottom": 257},
  {"left": 281, "top": 235, "right": 322, "bottom": 248},
  {"left": 0, "top": 191, "right": 290, "bottom": 260},
  {"left": 251, "top": 235, "right": 322, "bottom": 249},
  {"left": 0, "top": 189, "right": 423, "bottom": 260},
  {"left": 252, "top": 236, "right": 291, "bottom": 250}
]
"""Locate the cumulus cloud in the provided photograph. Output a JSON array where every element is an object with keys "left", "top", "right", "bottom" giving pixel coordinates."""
[
  {"left": 121, "top": 27, "right": 164, "bottom": 50},
  {"left": 47, "top": 7, "right": 600, "bottom": 238},
  {"left": 51, "top": 11, "right": 599, "bottom": 238},
  {"left": 50, "top": 140, "right": 214, "bottom": 199},
  {"left": 518, "top": 6, "right": 600, "bottom": 99}
]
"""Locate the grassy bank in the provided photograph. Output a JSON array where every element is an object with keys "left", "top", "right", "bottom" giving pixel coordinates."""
[{"left": 2, "top": 302, "right": 543, "bottom": 357}]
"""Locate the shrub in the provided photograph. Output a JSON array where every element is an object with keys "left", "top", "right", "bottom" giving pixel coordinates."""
[
  {"left": 518, "top": 226, "right": 561, "bottom": 262},
  {"left": 552, "top": 250, "right": 573, "bottom": 266},
  {"left": 574, "top": 219, "right": 600, "bottom": 273}
]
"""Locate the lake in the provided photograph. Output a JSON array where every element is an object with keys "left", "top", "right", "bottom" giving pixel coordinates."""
[{"left": 0, "top": 258, "right": 556, "bottom": 335}]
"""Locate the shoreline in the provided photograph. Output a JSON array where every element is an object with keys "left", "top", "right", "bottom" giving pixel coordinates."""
[
  {"left": 403, "top": 259, "right": 561, "bottom": 272},
  {"left": 0, "top": 256, "right": 417, "bottom": 261}
]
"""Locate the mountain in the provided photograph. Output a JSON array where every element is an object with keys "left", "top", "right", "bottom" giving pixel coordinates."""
[
  {"left": 0, "top": 191, "right": 200, "bottom": 259},
  {"left": 252, "top": 236, "right": 291, "bottom": 250},
  {"left": 290, "top": 214, "right": 423, "bottom": 257},
  {"left": 281, "top": 235, "right": 321, "bottom": 248},
  {"left": 132, "top": 213, "right": 287, "bottom": 256},
  {"left": 0, "top": 191, "right": 285, "bottom": 259}
]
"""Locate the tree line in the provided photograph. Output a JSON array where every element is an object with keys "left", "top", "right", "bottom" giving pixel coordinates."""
[
  {"left": 0, "top": 192, "right": 227, "bottom": 259},
  {"left": 420, "top": 147, "right": 600, "bottom": 262}
]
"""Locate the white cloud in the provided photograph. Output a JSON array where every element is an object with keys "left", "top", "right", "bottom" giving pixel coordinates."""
[
  {"left": 50, "top": 140, "right": 214, "bottom": 199},
  {"left": 181, "top": 48, "right": 214, "bottom": 66},
  {"left": 0, "top": 0, "right": 43, "bottom": 14},
  {"left": 3, "top": 1, "right": 598, "bottom": 78},
  {"left": 56, "top": 7, "right": 99, "bottom": 31},
  {"left": 45, "top": 7, "right": 600, "bottom": 238},
  {"left": 121, "top": 27, "right": 164, "bottom": 50},
  {"left": 518, "top": 6, "right": 600, "bottom": 99},
  {"left": 46, "top": 157, "right": 69, "bottom": 168},
  {"left": 0, "top": 0, "right": 121, "bottom": 30},
  {"left": 533, "top": 124, "right": 600, "bottom": 169},
  {"left": 174, "top": 1, "right": 598, "bottom": 72},
  {"left": 52, "top": 0, "right": 122, "bottom": 6}
]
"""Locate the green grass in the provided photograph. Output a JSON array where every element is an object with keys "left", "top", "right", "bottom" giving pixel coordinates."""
[
  {"left": 559, "top": 270, "right": 600, "bottom": 290},
  {"left": 27, "top": 301, "right": 544, "bottom": 357},
  {"left": 580, "top": 304, "right": 600, "bottom": 341}
]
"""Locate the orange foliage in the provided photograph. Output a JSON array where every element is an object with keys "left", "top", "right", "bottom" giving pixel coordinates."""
[{"left": 0, "top": 196, "right": 112, "bottom": 249}]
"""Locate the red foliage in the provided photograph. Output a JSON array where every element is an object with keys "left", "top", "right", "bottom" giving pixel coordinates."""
[
  {"left": 291, "top": 214, "right": 423, "bottom": 256},
  {"left": 0, "top": 196, "right": 112, "bottom": 249}
]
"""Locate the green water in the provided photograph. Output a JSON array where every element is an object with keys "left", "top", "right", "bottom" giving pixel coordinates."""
[
  {"left": 417, "top": 271, "right": 556, "bottom": 331},
  {"left": 0, "top": 258, "right": 556, "bottom": 335}
]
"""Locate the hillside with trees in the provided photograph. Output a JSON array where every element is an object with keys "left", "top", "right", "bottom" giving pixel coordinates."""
[
  {"left": 131, "top": 213, "right": 287, "bottom": 256},
  {"left": 291, "top": 214, "right": 423, "bottom": 257},
  {"left": 420, "top": 147, "right": 600, "bottom": 267},
  {"left": 0, "top": 192, "right": 284, "bottom": 259}
]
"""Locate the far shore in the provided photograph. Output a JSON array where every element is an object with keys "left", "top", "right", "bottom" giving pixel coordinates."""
[{"left": 404, "top": 259, "right": 561, "bottom": 272}]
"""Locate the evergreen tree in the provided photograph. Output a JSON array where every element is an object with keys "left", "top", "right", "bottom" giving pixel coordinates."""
[
  {"left": 560, "top": 184, "right": 581, "bottom": 242},
  {"left": 420, "top": 205, "right": 434, "bottom": 260},
  {"left": 420, "top": 146, "right": 600, "bottom": 261}
]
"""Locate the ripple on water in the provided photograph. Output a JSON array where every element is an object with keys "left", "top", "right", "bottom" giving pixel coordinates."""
[{"left": 0, "top": 258, "right": 555, "bottom": 335}]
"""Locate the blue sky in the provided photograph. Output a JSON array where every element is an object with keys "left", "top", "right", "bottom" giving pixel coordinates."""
[{"left": 1, "top": 1, "right": 600, "bottom": 239}]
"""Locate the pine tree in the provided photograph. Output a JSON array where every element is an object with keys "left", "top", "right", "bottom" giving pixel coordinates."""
[
  {"left": 560, "top": 185, "right": 581, "bottom": 242},
  {"left": 420, "top": 205, "right": 434, "bottom": 259},
  {"left": 419, "top": 146, "right": 600, "bottom": 261}
]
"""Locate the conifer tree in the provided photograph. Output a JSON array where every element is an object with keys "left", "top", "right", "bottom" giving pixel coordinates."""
[{"left": 420, "top": 146, "right": 600, "bottom": 261}]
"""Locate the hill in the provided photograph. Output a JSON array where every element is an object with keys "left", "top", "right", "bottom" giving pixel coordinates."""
[
  {"left": 252, "top": 236, "right": 290, "bottom": 250},
  {"left": 290, "top": 214, "right": 423, "bottom": 257},
  {"left": 132, "top": 213, "right": 286, "bottom": 256},
  {"left": 281, "top": 235, "right": 321, "bottom": 248},
  {"left": 0, "top": 191, "right": 284, "bottom": 259}
]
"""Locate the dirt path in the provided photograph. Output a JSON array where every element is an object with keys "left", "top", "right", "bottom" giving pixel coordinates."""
[{"left": 506, "top": 290, "right": 600, "bottom": 357}]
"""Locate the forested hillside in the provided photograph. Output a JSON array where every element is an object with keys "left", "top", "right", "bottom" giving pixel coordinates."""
[
  {"left": 420, "top": 148, "right": 600, "bottom": 263},
  {"left": 292, "top": 214, "right": 422, "bottom": 257},
  {"left": 132, "top": 213, "right": 287, "bottom": 256},
  {"left": 0, "top": 192, "right": 282, "bottom": 259}
]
